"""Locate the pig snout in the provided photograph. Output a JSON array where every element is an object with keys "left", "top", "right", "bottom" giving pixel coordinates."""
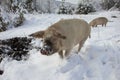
[{"left": 40, "top": 45, "right": 52, "bottom": 55}]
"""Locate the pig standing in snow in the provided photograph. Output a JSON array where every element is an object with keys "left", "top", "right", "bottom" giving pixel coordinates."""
[
  {"left": 89, "top": 17, "right": 108, "bottom": 27},
  {"left": 30, "top": 19, "right": 91, "bottom": 58}
]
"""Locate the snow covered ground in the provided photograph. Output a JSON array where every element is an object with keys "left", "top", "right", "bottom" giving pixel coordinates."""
[{"left": 0, "top": 11, "right": 120, "bottom": 80}]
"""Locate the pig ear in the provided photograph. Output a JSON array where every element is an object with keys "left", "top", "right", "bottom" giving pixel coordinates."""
[{"left": 29, "top": 31, "right": 45, "bottom": 38}]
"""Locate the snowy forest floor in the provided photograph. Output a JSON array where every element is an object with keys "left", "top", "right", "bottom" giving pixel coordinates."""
[{"left": 0, "top": 11, "right": 120, "bottom": 80}]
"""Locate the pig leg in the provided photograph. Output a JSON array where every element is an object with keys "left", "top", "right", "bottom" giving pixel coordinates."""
[
  {"left": 105, "top": 23, "right": 107, "bottom": 27},
  {"left": 78, "top": 41, "right": 84, "bottom": 53},
  {"left": 58, "top": 50, "right": 64, "bottom": 59},
  {"left": 77, "top": 38, "right": 87, "bottom": 53},
  {"left": 102, "top": 24, "right": 103, "bottom": 27},
  {"left": 65, "top": 49, "right": 71, "bottom": 58}
]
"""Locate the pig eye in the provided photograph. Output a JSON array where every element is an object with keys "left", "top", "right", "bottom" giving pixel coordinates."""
[{"left": 45, "top": 39, "right": 52, "bottom": 46}]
